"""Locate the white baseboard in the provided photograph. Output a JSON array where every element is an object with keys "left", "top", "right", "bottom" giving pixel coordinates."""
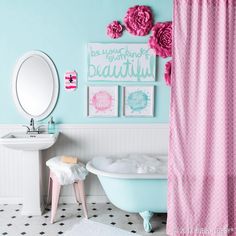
[
  {"left": 58, "top": 195, "right": 109, "bottom": 204},
  {"left": 0, "top": 197, "right": 23, "bottom": 204},
  {"left": 0, "top": 195, "right": 109, "bottom": 205}
]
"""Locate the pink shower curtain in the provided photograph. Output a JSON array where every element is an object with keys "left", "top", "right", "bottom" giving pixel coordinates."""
[{"left": 167, "top": 0, "right": 236, "bottom": 235}]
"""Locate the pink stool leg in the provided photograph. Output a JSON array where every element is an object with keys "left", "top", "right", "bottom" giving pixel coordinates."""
[
  {"left": 50, "top": 172, "right": 61, "bottom": 224},
  {"left": 46, "top": 176, "right": 52, "bottom": 205},
  {"left": 76, "top": 181, "right": 88, "bottom": 219},
  {"left": 73, "top": 183, "right": 80, "bottom": 203}
]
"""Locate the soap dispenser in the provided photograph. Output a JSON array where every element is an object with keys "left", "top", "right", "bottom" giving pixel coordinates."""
[{"left": 48, "top": 117, "right": 55, "bottom": 134}]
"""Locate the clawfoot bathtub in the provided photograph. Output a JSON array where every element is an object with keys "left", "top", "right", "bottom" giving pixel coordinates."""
[{"left": 86, "top": 160, "right": 167, "bottom": 232}]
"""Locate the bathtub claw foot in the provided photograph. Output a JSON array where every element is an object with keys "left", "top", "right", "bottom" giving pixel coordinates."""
[{"left": 140, "top": 211, "right": 154, "bottom": 233}]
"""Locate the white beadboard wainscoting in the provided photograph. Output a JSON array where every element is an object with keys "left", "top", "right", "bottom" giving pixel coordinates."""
[{"left": 0, "top": 124, "right": 169, "bottom": 204}]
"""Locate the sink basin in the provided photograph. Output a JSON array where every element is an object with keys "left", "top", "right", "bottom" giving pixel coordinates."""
[{"left": 0, "top": 132, "right": 59, "bottom": 151}]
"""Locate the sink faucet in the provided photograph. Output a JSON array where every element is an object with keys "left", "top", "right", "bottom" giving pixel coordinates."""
[
  {"left": 30, "top": 118, "right": 36, "bottom": 132},
  {"left": 23, "top": 118, "right": 45, "bottom": 134}
]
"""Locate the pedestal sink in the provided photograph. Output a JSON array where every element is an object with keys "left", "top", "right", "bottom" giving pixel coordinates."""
[{"left": 0, "top": 132, "right": 59, "bottom": 215}]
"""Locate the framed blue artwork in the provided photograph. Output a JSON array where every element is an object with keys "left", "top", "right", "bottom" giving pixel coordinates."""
[{"left": 123, "top": 86, "right": 154, "bottom": 117}]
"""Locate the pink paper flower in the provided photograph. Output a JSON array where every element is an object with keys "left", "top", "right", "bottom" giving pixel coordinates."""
[
  {"left": 164, "top": 60, "right": 172, "bottom": 86},
  {"left": 107, "top": 21, "right": 123, "bottom": 39},
  {"left": 124, "top": 5, "right": 153, "bottom": 36},
  {"left": 149, "top": 22, "right": 172, "bottom": 58}
]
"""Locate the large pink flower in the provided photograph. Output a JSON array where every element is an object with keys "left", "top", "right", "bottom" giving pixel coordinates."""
[
  {"left": 124, "top": 5, "right": 153, "bottom": 36},
  {"left": 164, "top": 60, "right": 172, "bottom": 86},
  {"left": 107, "top": 21, "right": 123, "bottom": 39},
  {"left": 149, "top": 22, "right": 172, "bottom": 58}
]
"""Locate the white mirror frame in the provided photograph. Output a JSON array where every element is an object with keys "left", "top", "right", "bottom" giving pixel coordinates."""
[{"left": 12, "top": 51, "right": 59, "bottom": 121}]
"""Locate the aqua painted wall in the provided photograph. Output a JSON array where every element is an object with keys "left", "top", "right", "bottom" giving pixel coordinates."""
[{"left": 0, "top": 0, "right": 172, "bottom": 124}]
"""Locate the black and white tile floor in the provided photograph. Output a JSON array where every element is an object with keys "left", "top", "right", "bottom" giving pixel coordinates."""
[{"left": 0, "top": 203, "right": 167, "bottom": 236}]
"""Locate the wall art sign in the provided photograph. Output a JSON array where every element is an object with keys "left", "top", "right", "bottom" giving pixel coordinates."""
[
  {"left": 65, "top": 71, "right": 77, "bottom": 91},
  {"left": 123, "top": 86, "right": 154, "bottom": 117},
  {"left": 87, "top": 43, "right": 156, "bottom": 82},
  {"left": 87, "top": 86, "right": 118, "bottom": 117}
]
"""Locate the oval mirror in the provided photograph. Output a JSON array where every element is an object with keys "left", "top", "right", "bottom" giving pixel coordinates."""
[{"left": 12, "top": 51, "right": 59, "bottom": 121}]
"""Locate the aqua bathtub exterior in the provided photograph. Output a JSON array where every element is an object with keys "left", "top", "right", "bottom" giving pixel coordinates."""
[{"left": 86, "top": 161, "right": 167, "bottom": 232}]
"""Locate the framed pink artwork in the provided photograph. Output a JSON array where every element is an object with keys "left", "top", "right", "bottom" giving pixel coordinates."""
[{"left": 87, "top": 85, "right": 118, "bottom": 117}]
